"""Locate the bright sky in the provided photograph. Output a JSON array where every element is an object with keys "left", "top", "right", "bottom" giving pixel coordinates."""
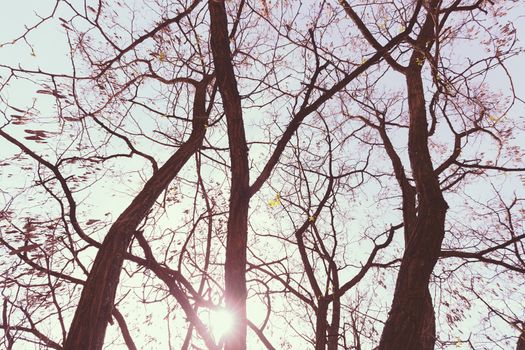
[{"left": 1, "top": 1, "right": 524, "bottom": 349}]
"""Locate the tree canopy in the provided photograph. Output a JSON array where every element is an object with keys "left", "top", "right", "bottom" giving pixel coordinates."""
[{"left": 1, "top": 1, "right": 524, "bottom": 349}]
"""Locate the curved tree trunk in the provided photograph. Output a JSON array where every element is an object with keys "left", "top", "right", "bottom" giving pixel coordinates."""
[
  {"left": 64, "top": 79, "right": 211, "bottom": 350},
  {"left": 378, "top": 66, "right": 447, "bottom": 350},
  {"left": 378, "top": 75, "right": 436, "bottom": 350},
  {"left": 378, "top": 2, "right": 447, "bottom": 345}
]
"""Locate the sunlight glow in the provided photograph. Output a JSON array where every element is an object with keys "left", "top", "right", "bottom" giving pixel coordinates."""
[{"left": 209, "top": 308, "right": 235, "bottom": 340}]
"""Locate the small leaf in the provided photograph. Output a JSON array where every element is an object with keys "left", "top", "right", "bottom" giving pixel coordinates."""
[
  {"left": 12, "top": 115, "right": 30, "bottom": 125},
  {"left": 24, "top": 129, "right": 50, "bottom": 142},
  {"left": 9, "top": 244, "right": 40, "bottom": 255},
  {"left": 36, "top": 89, "right": 54, "bottom": 95},
  {"left": 488, "top": 114, "right": 505, "bottom": 123},
  {"left": 268, "top": 193, "right": 281, "bottom": 207},
  {"left": 36, "top": 89, "right": 66, "bottom": 99}
]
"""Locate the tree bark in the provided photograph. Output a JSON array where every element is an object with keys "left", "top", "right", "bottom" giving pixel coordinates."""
[
  {"left": 208, "top": 2, "right": 250, "bottom": 350},
  {"left": 327, "top": 286, "right": 341, "bottom": 350},
  {"left": 379, "top": 120, "right": 437, "bottom": 349},
  {"left": 315, "top": 299, "right": 329, "bottom": 350},
  {"left": 378, "top": 66, "right": 446, "bottom": 350},
  {"left": 64, "top": 79, "right": 210, "bottom": 350},
  {"left": 378, "top": 16, "right": 447, "bottom": 349},
  {"left": 378, "top": 90, "right": 436, "bottom": 350},
  {"left": 518, "top": 326, "right": 525, "bottom": 350},
  {"left": 378, "top": 1, "right": 446, "bottom": 348}
]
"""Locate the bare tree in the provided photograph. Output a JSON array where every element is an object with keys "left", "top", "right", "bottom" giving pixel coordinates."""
[{"left": 1, "top": 1, "right": 524, "bottom": 349}]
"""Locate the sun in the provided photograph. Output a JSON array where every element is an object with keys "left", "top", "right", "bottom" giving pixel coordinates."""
[{"left": 209, "top": 308, "right": 235, "bottom": 340}]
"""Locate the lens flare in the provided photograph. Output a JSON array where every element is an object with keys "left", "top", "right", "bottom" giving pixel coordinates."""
[{"left": 209, "top": 308, "right": 235, "bottom": 340}]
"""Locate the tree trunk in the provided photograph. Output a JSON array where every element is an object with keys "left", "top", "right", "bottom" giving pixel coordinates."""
[
  {"left": 315, "top": 299, "right": 329, "bottom": 350},
  {"left": 327, "top": 295, "right": 341, "bottom": 350},
  {"left": 208, "top": 2, "right": 250, "bottom": 350},
  {"left": 518, "top": 326, "right": 525, "bottom": 350},
  {"left": 378, "top": 1, "right": 445, "bottom": 347},
  {"left": 378, "top": 60, "right": 447, "bottom": 350},
  {"left": 64, "top": 80, "right": 210, "bottom": 350},
  {"left": 379, "top": 88, "right": 436, "bottom": 350}
]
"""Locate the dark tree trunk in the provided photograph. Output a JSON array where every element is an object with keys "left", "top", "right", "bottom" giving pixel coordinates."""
[
  {"left": 327, "top": 248, "right": 341, "bottom": 350},
  {"left": 327, "top": 295, "right": 341, "bottom": 350},
  {"left": 378, "top": 84, "right": 436, "bottom": 350},
  {"left": 378, "top": 35, "right": 447, "bottom": 350},
  {"left": 64, "top": 80, "right": 210, "bottom": 350},
  {"left": 420, "top": 289, "right": 436, "bottom": 350},
  {"left": 518, "top": 326, "right": 525, "bottom": 350},
  {"left": 315, "top": 299, "right": 329, "bottom": 350},
  {"left": 378, "top": 2, "right": 445, "bottom": 348},
  {"left": 378, "top": 68, "right": 447, "bottom": 350},
  {"left": 208, "top": 2, "right": 250, "bottom": 350}
]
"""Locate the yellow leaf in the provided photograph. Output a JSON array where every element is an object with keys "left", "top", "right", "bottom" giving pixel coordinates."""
[
  {"left": 268, "top": 193, "right": 281, "bottom": 207},
  {"left": 455, "top": 337, "right": 462, "bottom": 347},
  {"left": 159, "top": 51, "right": 166, "bottom": 62},
  {"left": 308, "top": 215, "right": 316, "bottom": 222},
  {"left": 488, "top": 114, "right": 505, "bottom": 123}
]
